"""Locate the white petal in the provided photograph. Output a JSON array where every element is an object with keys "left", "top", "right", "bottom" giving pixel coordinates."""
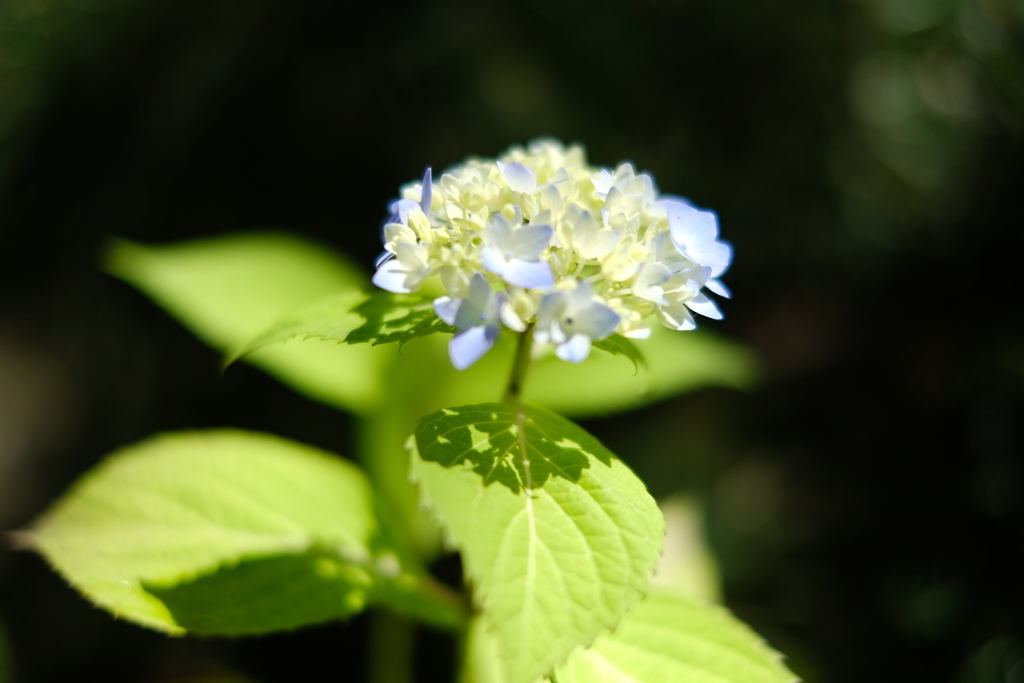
[
  {"left": 449, "top": 325, "right": 499, "bottom": 370},
  {"left": 634, "top": 262, "right": 673, "bottom": 304},
  {"left": 592, "top": 169, "right": 614, "bottom": 196},
  {"left": 656, "top": 303, "right": 697, "bottom": 331},
  {"left": 440, "top": 266, "right": 470, "bottom": 298},
  {"left": 372, "top": 260, "right": 414, "bottom": 293},
  {"left": 500, "top": 300, "right": 526, "bottom": 332},
  {"left": 690, "top": 240, "right": 733, "bottom": 277},
  {"left": 541, "top": 183, "right": 564, "bottom": 213},
  {"left": 572, "top": 210, "right": 600, "bottom": 258},
  {"left": 556, "top": 334, "right": 592, "bottom": 363},
  {"left": 685, "top": 292, "right": 724, "bottom": 320},
  {"left": 485, "top": 214, "right": 514, "bottom": 251},
  {"left": 395, "top": 240, "right": 428, "bottom": 270},
  {"left": 501, "top": 162, "right": 537, "bottom": 193},
  {"left": 705, "top": 277, "right": 732, "bottom": 298},
  {"left": 433, "top": 296, "right": 460, "bottom": 326},
  {"left": 667, "top": 200, "right": 717, "bottom": 251},
  {"left": 511, "top": 223, "right": 552, "bottom": 260},
  {"left": 384, "top": 222, "right": 416, "bottom": 245},
  {"left": 501, "top": 258, "right": 554, "bottom": 289}
]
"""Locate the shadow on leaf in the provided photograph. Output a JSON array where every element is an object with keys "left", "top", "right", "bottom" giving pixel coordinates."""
[
  {"left": 414, "top": 403, "right": 613, "bottom": 494},
  {"left": 143, "top": 553, "right": 370, "bottom": 636},
  {"left": 344, "top": 291, "right": 455, "bottom": 346}
]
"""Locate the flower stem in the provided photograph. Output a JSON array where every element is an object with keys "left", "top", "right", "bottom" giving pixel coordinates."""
[{"left": 504, "top": 324, "right": 534, "bottom": 403}]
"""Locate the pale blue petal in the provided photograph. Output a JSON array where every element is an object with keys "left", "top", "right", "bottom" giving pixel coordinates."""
[
  {"left": 511, "top": 223, "right": 552, "bottom": 260},
  {"left": 502, "top": 161, "right": 537, "bottom": 193},
  {"left": 685, "top": 293, "right": 724, "bottom": 320},
  {"left": 449, "top": 324, "right": 498, "bottom": 370},
  {"left": 433, "top": 296, "right": 460, "bottom": 326},
  {"left": 706, "top": 278, "right": 732, "bottom": 298},
  {"left": 420, "top": 167, "right": 433, "bottom": 214},
  {"left": 535, "top": 291, "right": 566, "bottom": 330},
  {"left": 577, "top": 302, "right": 620, "bottom": 339},
  {"left": 485, "top": 214, "right": 514, "bottom": 252},
  {"left": 453, "top": 274, "right": 498, "bottom": 330},
  {"left": 374, "top": 250, "right": 395, "bottom": 268},
  {"left": 481, "top": 247, "right": 509, "bottom": 277},
  {"left": 389, "top": 198, "right": 420, "bottom": 226},
  {"left": 372, "top": 260, "right": 414, "bottom": 293},
  {"left": 502, "top": 258, "right": 554, "bottom": 289},
  {"left": 556, "top": 334, "right": 592, "bottom": 363}
]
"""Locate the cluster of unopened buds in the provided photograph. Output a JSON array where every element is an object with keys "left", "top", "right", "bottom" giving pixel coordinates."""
[{"left": 372, "top": 140, "right": 733, "bottom": 370}]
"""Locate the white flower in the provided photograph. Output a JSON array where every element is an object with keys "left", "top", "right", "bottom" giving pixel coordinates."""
[
  {"left": 372, "top": 240, "right": 432, "bottom": 293},
  {"left": 480, "top": 208, "right": 554, "bottom": 289},
  {"left": 369, "top": 140, "right": 734, "bottom": 369},
  {"left": 664, "top": 199, "right": 733, "bottom": 297},
  {"left": 434, "top": 273, "right": 503, "bottom": 370},
  {"left": 534, "top": 282, "right": 620, "bottom": 363},
  {"left": 376, "top": 168, "right": 434, "bottom": 268}
]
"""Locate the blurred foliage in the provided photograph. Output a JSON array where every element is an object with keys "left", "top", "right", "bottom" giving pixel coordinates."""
[
  {"left": 835, "top": 0, "right": 1024, "bottom": 246},
  {"left": 106, "top": 235, "right": 390, "bottom": 412},
  {"left": 0, "top": 619, "right": 10, "bottom": 683},
  {"left": 0, "top": 0, "right": 135, "bottom": 189}
]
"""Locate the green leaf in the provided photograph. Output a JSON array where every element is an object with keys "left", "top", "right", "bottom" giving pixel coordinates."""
[
  {"left": 409, "top": 403, "right": 664, "bottom": 683},
  {"left": 106, "top": 234, "right": 391, "bottom": 413},
  {"left": 554, "top": 588, "right": 798, "bottom": 683},
  {"left": 591, "top": 335, "right": 645, "bottom": 373},
  {"left": 344, "top": 290, "right": 456, "bottom": 346},
  {"left": 228, "top": 289, "right": 457, "bottom": 365},
  {"left": 462, "top": 588, "right": 798, "bottom": 683},
  {"left": 25, "top": 430, "right": 464, "bottom": 635},
  {"left": 225, "top": 291, "right": 368, "bottom": 366}
]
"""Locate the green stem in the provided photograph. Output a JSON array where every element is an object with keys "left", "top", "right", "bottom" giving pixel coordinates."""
[
  {"left": 368, "top": 610, "right": 415, "bottom": 683},
  {"left": 503, "top": 325, "right": 534, "bottom": 403}
]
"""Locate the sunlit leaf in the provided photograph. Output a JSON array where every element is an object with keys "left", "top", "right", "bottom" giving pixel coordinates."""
[
  {"left": 555, "top": 588, "right": 798, "bottom": 683},
  {"left": 25, "top": 430, "right": 464, "bottom": 635},
  {"left": 409, "top": 403, "right": 664, "bottom": 683},
  {"left": 228, "top": 290, "right": 457, "bottom": 366},
  {"left": 462, "top": 588, "right": 798, "bottom": 683},
  {"left": 225, "top": 291, "right": 368, "bottom": 366},
  {"left": 356, "top": 326, "right": 754, "bottom": 557},
  {"left": 106, "top": 234, "right": 390, "bottom": 413}
]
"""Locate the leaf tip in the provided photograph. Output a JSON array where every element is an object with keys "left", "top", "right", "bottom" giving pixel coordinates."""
[{"left": 6, "top": 530, "right": 37, "bottom": 550}]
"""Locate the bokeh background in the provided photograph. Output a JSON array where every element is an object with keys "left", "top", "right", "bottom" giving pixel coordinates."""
[{"left": 1, "top": 0, "right": 1023, "bottom": 681}]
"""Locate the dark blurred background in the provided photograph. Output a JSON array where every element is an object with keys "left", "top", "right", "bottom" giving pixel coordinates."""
[{"left": 1, "top": 0, "right": 1023, "bottom": 681}]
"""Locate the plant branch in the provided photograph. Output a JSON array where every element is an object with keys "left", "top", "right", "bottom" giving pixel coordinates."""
[{"left": 504, "top": 325, "right": 534, "bottom": 403}]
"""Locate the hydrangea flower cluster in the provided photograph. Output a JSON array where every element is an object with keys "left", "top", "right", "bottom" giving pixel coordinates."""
[{"left": 373, "top": 140, "right": 733, "bottom": 370}]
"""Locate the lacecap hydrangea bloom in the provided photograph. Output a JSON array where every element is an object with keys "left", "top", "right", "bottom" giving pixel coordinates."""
[{"left": 373, "top": 140, "right": 732, "bottom": 370}]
